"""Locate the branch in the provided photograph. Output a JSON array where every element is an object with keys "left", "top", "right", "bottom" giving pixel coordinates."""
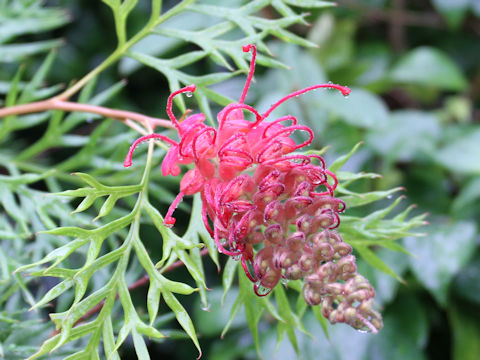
[
  {"left": 50, "top": 247, "right": 210, "bottom": 336},
  {"left": 0, "top": 98, "right": 174, "bottom": 130}
]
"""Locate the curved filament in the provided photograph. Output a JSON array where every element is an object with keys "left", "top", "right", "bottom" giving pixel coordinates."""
[
  {"left": 307, "top": 154, "right": 326, "bottom": 169},
  {"left": 201, "top": 203, "right": 214, "bottom": 237},
  {"left": 192, "top": 127, "right": 217, "bottom": 161},
  {"left": 178, "top": 123, "right": 204, "bottom": 158},
  {"left": 124, "top": 133, "right": 178, "bottom": 167},
  {"left": 239, "top": 44, "right": 257, "bottom": 104},
  {"left": 263, "top": 125, "right": 314, "bottom": 152},
  {"left": 262, "top": 115, "right": 298, "bottom": 138},
  {"left": 325, "top": 169, "right": 339, "bottom": 191},
  {"left": 242, "top": 255, "right": 257, "bottom": 282},
  {"left": 262, "top": 83, "right": 351, "bottom": 120},
  {"left": 260, "top": 154, "right": 311, "bottom": 167},
  {"left": 219, "top": 148, "right": 254, "bottom": 167},
  {"left": 214, "top": 225, "right": 242, "bottom": 257},
  {"left": 166, "top": 84, "right": 196, "bottom": 134},
  {"left": 219, "top": 103, "right": 262, "bottom": 130}
]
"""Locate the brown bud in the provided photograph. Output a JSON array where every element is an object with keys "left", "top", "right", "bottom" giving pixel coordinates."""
[
  {"left": 296, "top": 214, "right": 311, "bottom": 234},
  {"left": 334, "top": 242, "right": 352, "bottom": 257},
  {"left": 264, "top": 224, "right": 283, "bottom": 244},
  {"left": 293, "top": 181, "right": 311, "bottom": 197},
  {"left": 260, "top": 268, "right": 281, "bottom": 288},
  {"left": 285, "top": 264, "right": 303, "bottom": 280},
  {"left": 272, "top": 248, "right": 300, "bottom": 269},
  {"left": 325, "top": 283, "right": 344, "bottom": 295},
  {"left": 303, "top": 284, "right": 322, "bottom": 305},
  {"left": 245, "top": 226, "right": 265, "bottom": 244},
  {"left": 298, "top": 253, "right": 315, "bottom": 273},
  {"left": 337, "top": 255, "right": 357, "bottom": 276},
  {"left": 264, "top": 200, "right": 284, "bottom": 222},
  {"left": 313, "top": 242, "right": 335, "bottom": 261},
  {"left": 286, "top": 231, "right": 305, "bottom": 251}
]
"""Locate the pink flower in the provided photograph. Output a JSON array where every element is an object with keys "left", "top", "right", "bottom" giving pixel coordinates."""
[{"left": 124, "top": 45, "right": 383, "bottom": 333}]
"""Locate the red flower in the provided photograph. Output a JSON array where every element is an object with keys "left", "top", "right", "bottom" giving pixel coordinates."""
[{"left": 124, "top": 45, "right": 383, "bottom": 333}]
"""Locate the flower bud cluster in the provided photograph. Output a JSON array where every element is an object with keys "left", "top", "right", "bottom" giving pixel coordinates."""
[
  {"left": 124, "top": 44, "right": 382, "bottom": 333},
  {"left": 205, "top": 161, "right": 382, "bottom": 333}
]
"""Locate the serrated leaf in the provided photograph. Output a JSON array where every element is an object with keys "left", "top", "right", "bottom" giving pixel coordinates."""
[
  {"left": 356, "top": 245, "right": 405, "bottom": 283},
  {"left": 0, "top": 39, "right": 63, "bottom": 63},
  {"left": 162, "top": 290, "right": 202, "bottom": 358},
  {"left": 32, "top": 280, "right": 74, "bottom": 310},
  {"left": 340, "top": 187, "right": 403, "bottom": 207},
  {"left": 329, "top": 142, "right": 363, "bottom": 173},
  {"left": 222, "top": 257, "right": 238, "bottom": 305}
]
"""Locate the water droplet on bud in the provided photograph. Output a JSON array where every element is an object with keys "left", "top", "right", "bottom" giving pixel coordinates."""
[
  {"left": 255, "top": 285, "right": 272, "bottom": 296},
  {"left": 186, "top": 91, "right": 193, "bottom": 98}
]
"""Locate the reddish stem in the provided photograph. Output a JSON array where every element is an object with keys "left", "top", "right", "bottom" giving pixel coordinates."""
[
  {"left": 166, "top": 84, "right": 196, "bottom": 134},
  {"left": 239, "top": 44, "right": 257, "bottom": 104},
  {"left": 123, "top": 133, "right": 178, "bottom": 167}
]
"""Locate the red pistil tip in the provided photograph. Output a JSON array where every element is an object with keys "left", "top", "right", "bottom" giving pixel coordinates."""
[
  {"left": 242, "top": 44, "right": 254, "bottom": 53},
  {"left": 123, "top": 159, "right": 132, "bottom": 168},
  {"left": 164, "top": 217, "right": 176, "bottom": 226},
  {"left": 239, "top": 44, "right": 257, "bottom": 104},
  {"left": 340, "top": 86, "right": 351, "bottom": 96},
  {"left": 186, "top": 84, "right": 196, "bottom": 93}
]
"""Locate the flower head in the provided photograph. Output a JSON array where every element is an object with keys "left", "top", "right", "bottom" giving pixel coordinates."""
[{"left": 124, "top": 45, "right": 382, "bottom": 333}]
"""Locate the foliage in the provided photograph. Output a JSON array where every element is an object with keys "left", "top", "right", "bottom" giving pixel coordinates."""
[{"left": 1, "top": 0, "right": 478, "bottom": 359}]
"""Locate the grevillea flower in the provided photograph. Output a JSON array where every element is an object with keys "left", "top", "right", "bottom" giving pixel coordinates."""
[{"left": 124, "top": 44, "right": 383, "bottom": 333}]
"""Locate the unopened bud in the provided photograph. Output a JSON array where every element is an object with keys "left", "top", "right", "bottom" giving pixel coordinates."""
[
  {"left": 303, "top": 284, "right": 322, "bottom": 305},
  {"left": 286, "top": 232, "right": 305, "bottom": 251},
  {"left": 285, "top": 264, "right": 302, "bottom": 280},
  {"left": 264, "top": 224, "right": 284, "bottom": 244}
]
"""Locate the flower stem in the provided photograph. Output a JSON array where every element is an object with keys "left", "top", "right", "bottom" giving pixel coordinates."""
[{"left": 0, "top": 98, "right": 174, "bottom": 129}]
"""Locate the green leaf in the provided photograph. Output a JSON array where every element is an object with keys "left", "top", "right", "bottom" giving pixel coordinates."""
[
  {"left": 403, "top": 220, "right": 477, "bottom": 306},
  {"left": 431, "top": 0, "right": 470, "bottom": 29},
  {"left": 329, "top": 142, "right": 363, "bottom": 173},
  {"left": 0, "top": 8, "right": 70, "bottom": 43},
  {"left": 390, "top": 47, "right": 468, "bottom": 91},
  {"left": 451, "top": 254, "right": 480, "bottom": 304},
  {"left": 162, "top": 290, "right": 202, "bottom": 358},
  {"left": 222, "top": 257, "right": 238, "bottom": 305},
  {"left": 311, "top": 305, "right": 329, "bottom": 339},
  {"left": 435, "top": 128, "right": 480, "bottom": 175},
  {"left": 366, "top": 294, "right": 428, "bottom": 360},
  {"left": 367, "top": 110, "right": 441, "bottom": 162},
  {"left": 0, "top": 40, "right": 63, "bottom": 63},
  {"left": 450, "top": 301, "right": 480, "bottom": 360},
  {"left": 340, "top": 187, "right": 404, "bottom": 207},
  {"left": 355, "top": 246, "right": 405, "bottom": 283},
  {"left": 284, "top": 0, "right": 335, "bottom": 8}
]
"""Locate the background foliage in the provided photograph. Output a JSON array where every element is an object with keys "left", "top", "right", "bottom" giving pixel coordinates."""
[{"left": 0, "top": 0, "right": 479, "bottom": 359}]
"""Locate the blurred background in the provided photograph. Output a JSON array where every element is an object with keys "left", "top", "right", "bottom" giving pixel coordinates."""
[{"left": 3, "top": 0, "right": 480, "bottom": 359}]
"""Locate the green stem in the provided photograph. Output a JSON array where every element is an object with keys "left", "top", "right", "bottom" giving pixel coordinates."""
[{"left": 55, "top": 0, "right": 196, "bottom": 101}]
